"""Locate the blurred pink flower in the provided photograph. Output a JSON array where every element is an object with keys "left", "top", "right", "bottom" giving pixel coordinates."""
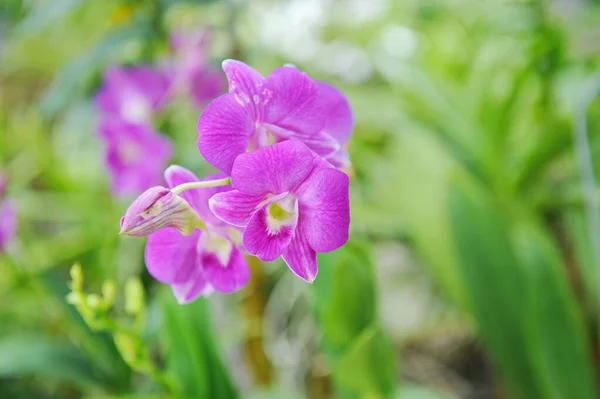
[
  {"left": 0, "top": 174, "right": 15, "bottom": 252},
  {"left": 166, "top": 28, "right": 224, "bottom": 107},
  {"left": 95, "top": 66, "right": 171, "bottom": 124},
  {"left": 143, "top": 166, "right": 249, "bottom": 303},
  {"left": 98, "top": 118, "right": 173, "bottom": 198}
]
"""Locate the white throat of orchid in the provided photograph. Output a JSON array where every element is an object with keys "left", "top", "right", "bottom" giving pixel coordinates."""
[
  {"left": 201, "top": 231, "right": 234, "bottom": 267},
  {"left": 266, "top": 195, "right": 297, "bottom": 236},
  {"left": 247, "top": 124, "right": 280, "bottom": 151},
  {"left": 121, "top": 93, "right": 151, "bottom": 124}
]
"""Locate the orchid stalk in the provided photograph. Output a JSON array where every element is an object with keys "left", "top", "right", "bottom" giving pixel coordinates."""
[{"left": 170, "top": 176, "right": 231, "bottom": 194}]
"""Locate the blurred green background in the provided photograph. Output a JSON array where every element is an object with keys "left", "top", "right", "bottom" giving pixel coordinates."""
[{"left": 2, "top": 0, "right": 600, "bottom": 398}]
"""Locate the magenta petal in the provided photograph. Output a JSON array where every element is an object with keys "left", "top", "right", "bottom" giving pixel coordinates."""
[
  {"left": 197, "top": 94, "right": 255, "bottom": 174},
  {"left": 145, "top": 228, "right": 200, "bottom": 284},
  {"left": 262, "top": 66, "right": 325, "bottom": 136},
  {"left": 243, "top": 206, "right": 296, "bottom": 262},
  {"left": 316, "top": 81, "right": 354, "bottom": 144},
  {"left": 231, "top": 140, "right": 314, "bottom": 196},
  {"left": 208, "top": 190, "right": 266, "bottom": 227},
  {"left": 189, "top": 68, "right": 225, "bottom": 107},
  {"left": 295, "top": 168, "right": 350, "bottom": 252},
  {"left": 171, "top": 267, "right": 211, "bottom": 304},
  {"left": 222, "top": 59, "right": 264, "bottom": 119},
  {"left": 299, "top": 131, "right": 341, "bottom": 159},
  {"left": 164, "top": 166, "right": 229, "bottom": 226},
  {"left": 282, "top": 228, "right": 318, "bottom": 283},
  {"left": 0, "top": 200, "right": 16, "bottom": 251},
  {"left": 202, "top": 241, "right": 249, "bottom": 293}
]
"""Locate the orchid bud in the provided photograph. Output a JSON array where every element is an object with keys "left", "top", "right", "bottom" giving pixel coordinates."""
[{"left": 119, "top": 186, "right": 205, "bottom": 237}]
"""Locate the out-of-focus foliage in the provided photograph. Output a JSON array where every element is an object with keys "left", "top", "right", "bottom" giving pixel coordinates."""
[{"left": 2, "top": 0, "right": 600, "bottom": 398}]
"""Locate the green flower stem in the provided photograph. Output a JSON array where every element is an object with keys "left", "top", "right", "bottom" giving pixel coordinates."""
[{"left": 171, "top": 177, "right": 232, "bottom": 195}]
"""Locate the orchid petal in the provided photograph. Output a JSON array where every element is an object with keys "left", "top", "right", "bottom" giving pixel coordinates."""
[
  {"left": 197, "top": 94, "right": 255, "bottom": 174},
  {"left": 243, "top": 204, "right": 297, "bottom": 262},
  {"left": 209, "top": 190, "right": 266, "bottom": 227},
  {"left": 295, "top": 168, "right": 349, "bottom": 252},
  {"left": 231, "top": 140, "right": 314, "bottom": 196},
  {"left": 171, "top": 267, "right": 212, "bottom": 304},
  {"left": 261, "top": 66, "right": 325, "bottom": 136},
  {"left": 316, "top": 81, "right": 354, "bottom": 144},
  {"left": 222, "top": 59, "right": 264, "bottom": 119},
  {"left": 327, "top": 148, "right": 351, "bottom": 169},
  {"left": 145, "top": 228, "right": 200, "bottom": 284},
  {"left": 209, "top": 191, "right": 290, "bottom": 227},
  {"left": 189, "top": 68, "right": 225, "bottom": 107},
  {"left": 282, "top": 227, "right": 318, "bottom": 283},
  {"left": 201, "top": 234, "right": 250, "bottom": 293}
]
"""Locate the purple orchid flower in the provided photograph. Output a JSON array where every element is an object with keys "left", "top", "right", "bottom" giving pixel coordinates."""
[
  {"left": 98, "top": 118, "right": 173, "bottom": 198},
  {"left": 208, "top": 140, "right": 349, "bottom": 283},
  {"left": 144, "top": 166, "right": 250, "bottom": 303},
  {"left": 0, "top": 175, "right": 15, "bottom": 252},
  {"left": 197, "top": 60, "right": 354, "bottom": 174},
  {"left": 95, "top": 66, "right": 171, "bottom": 124},
  {"left": 166, "top": 28, "right": 224, "bottom": 107}
]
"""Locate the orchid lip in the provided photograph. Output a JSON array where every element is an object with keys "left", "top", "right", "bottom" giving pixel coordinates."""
[
  {"left": 201, "top": 231, "right": 234, "bottom": 267},
  {"left": 265, "top": 194, "right": 297, "bottom": 236}
]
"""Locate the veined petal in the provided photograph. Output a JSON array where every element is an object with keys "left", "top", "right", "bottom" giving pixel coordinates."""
[
  {"left": 209, "top": 190, "right": 266, "bottom": 227},
  {"left": 295, "top": 168, "right": 349, "bottom": 252},
  {"left": 164, "top": 166, "right": 229, "bottom": 226},
  {"left": 200, "top": 233, "right": 250, "bottom": 293},
  {"left": 243, "top": 202, "right": 298, "bottom": 262},
  {"left": 119, "top": 186, "right": 203, "bottom": 236},
  {"left": 262, "top": 66, "right": 325, "bottom": 136},
  {"left": 145, "top": 228, "right": 200, "bottom": 284},
  {"left": 222, "top": 59, "right": 264, "bottom": 119},
  {"left": 197, "top": 94, "right": 255, "bottom": 174},
  {"left": 316, "top": 81, "right": 354, "bottom": 144},
  {"left": 171, "top": 267, "right": 212, "bottom": 304},
  {"left": 231, "top": 140, "right": 314, "bottom": 196},
  {"left": 326, "top": 148, "right": 351, "bottom": 169},
  {"left": 282, "top": 227, "right": 318, "bottom": 283},
  {"left": 300, "top": 131, "right": 341, "bottom": 159}
]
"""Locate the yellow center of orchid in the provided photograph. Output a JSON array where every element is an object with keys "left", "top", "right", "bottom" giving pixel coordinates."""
[
  {"left": 266, "top": 196, "right": 297, "bottom": 235},
  {"left": 203, "top": 232, "right": 233, "bottom": 267}
]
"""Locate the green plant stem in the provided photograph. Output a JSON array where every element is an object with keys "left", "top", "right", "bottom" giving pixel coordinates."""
[
  {"left": 573, "top": 68, "right": 600, "bottom": 314},
  {"left": 171, "top": 177, "right": 231, "bottom": 195}
]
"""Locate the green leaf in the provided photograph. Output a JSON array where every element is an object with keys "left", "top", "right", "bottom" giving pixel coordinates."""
[
  {"left": 246, "top": 390, "right": 305, "bottom": 399},
  {"left": 396, "top": 385, "right": 456, "bottom": 399},
  {"left": 447, "top": 175, "right": 596, "bottom": 399},
  {"left": 39, "top": 18, "right": 149, "bottom": 117},
  {"left": 0, "top": 335, "right": 101, "bottom": 389},
  {"left": 314, "top": 242, "right": 376, "bottom": 351},
  {"left": 40, "top": 269, "right": 132, "bottom": 390},
  {"left": 14, "top": 0, "right": 93, "bottom": 36},
  {"left": 332, "top": 325, "right": 396, "bottom": 399},
  {"left": 314, "top": 242, "right": 396, "bottom": 399},
  {"left": 161, "top": 293, "right": 238, "bottom": 399}
]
